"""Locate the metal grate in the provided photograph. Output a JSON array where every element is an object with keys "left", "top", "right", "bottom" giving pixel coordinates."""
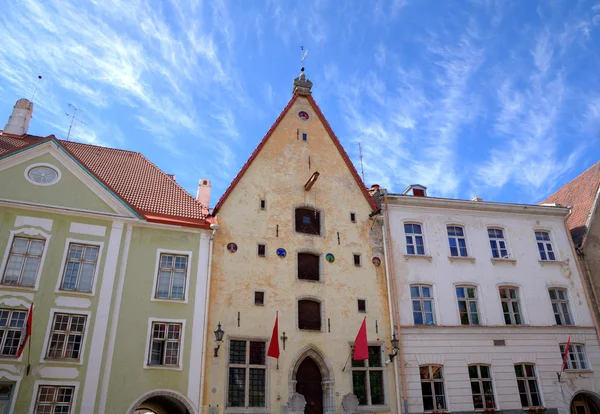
[{"left": 493, "top": 339, "right": 506, "bottom": 346}]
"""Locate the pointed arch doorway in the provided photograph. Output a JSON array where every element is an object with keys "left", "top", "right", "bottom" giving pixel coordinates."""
[
  {"left": 290, "top": 345, "right": 335, "bottom": 414},
  {"left": 296, "top": 357, "right": 323, "bottom": 413}
]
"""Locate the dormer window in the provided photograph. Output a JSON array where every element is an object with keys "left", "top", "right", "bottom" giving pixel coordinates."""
[
  {"left": 295, "top": 208, "right": 320, "bottom": 235},
  {"left": 402, "top": 184, "right": 427, "bottom": 197}
]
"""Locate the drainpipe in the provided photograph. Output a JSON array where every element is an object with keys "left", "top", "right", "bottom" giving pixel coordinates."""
[
  {"left": 382, "top": 194, "right": 408, "bottom": 414},
  {"left": 564, "top": 211, "right": 600, "bottom": 342},
  {"left": 198, "top": 223, "right": 218, "bottom": 412}
]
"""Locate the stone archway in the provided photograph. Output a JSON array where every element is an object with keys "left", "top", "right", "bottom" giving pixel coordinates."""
[
  {"left": 571, "top": 391, "right": 600, "bottom": 414},
  {"left": 128, "top": 389, "right": 196, "bottom": 414},
  {"left": 289, "top": 344, "right": 335, "bottom": 414}
]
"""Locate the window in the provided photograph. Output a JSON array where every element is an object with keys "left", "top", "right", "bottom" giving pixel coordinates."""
[
  {"left": 260, "top": 199, "right": 266, "bottom": 210},
  {"left": 254, "top": 291, "right": 264, "bottom": 306},
  {"left": 295, "top": 208, "right": 321, "bottom": 235},
  {"left": 560, "top": 343, "right": 589, "bottom": 370},
  {"left": 0, "top": 309, "right": 26, "bottom": 356},
  {"left": 155, "top": 253, "right": 188, "bottom": 300},
  {"left": 456, "top": 286, "right": 480, "bottom": 325},
  {"left": 60, "top": 243, "right": 99, "bottom": 293},
  {"left": 148, "top": 322, "right": 182, "bottom": 367},
  {"left": 1, "top": 237, "right": 45, "bottom": 287},
  {"left": 298, "top": 300, "right": 321, "bottom": 331},
  {"left": 420, "top": 365, "right": 446, "bottom": 411},
  {"left": 535, "top": 231, "right": 555, "bottom": 261},
  {"left": 447, "top": 225, "right": 468, "bottom": 257},
  {"left": 350, "top": 212, "right": 356, "bottom": 223},
  {"left": 469, "top": 365, "right": 496, "bottom": 409},
  {"left": 298, "top": 253, "right": 319, "bottom": 281},
  {"left": 257, "top": 244, "right": 266, "bottom": 257},
  {"left": 34, "top": 385, "right": 75, "bottom": 413},
  {"left": 411, "top": 285, "right": 435, "bottom": 325},
  {"left": 549, "top": 288, "right": 573, "bottom": 325},
  {"left": 46, "top": 314, "right": 87, "bottom": 360},
  {"left": 514, "top": 364, "right": 542, "bottom": 407},
  {"left": 352, "top": 346, "right": 385, "bottom": 406},
  {"left": 358, "top": 299, "right": 367, "bottom": 313},
  {"left": 353, "top": 254, "right": 362, "bottom": 266},
  {"left": 488, "top": 228, "right": 509, "bottom": 258},
  {"left": 302, "top": 133, "right": 308, "bottom": 141},
  {"left": 227, "top": 340, "right": 266, "bottom": 408},
  {"left": 405, "top": 223, "right": 425, "bottom": 255},
  {"left": 499, "top": 286, "right": 522, "bottom": 325}
]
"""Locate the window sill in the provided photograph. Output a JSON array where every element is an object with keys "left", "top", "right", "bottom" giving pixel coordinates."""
[
  {"left": 448, "top": 256, "right": 476, "bottom": 263},
  {"left": 538, "top": 260, "right": 566, "bottom": 266},
  {"left": 150, "top": 297, "right": 188, "bottom": 304},
  {"left": 56, "top": 289, "right": 95, "bottom": 297},
  {"left": 564, "top": 369, "right": 593, "bottom": 373},
  {"left": 491, "top": 258, "right": 516, "bottom": 265},
  {"left": 143, "top": 364, "right": 183, "bottom": 371},
  {"left": 0, "top": 284, "right": 38, "bottom": 291},
  {"left": 224, "top": 408, "right": 269, "bottom": 414},
  {"left": 404, "top": 254, "right": 432, "bottom": 262},
  {"left": 42, "top": 358, "right": 83, "bottom": 366},
  {"left": 357, "top": 405, "right": 391, "bottom": 412}
]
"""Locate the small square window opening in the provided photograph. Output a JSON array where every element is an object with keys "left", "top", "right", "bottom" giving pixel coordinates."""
[
  {"left": 353, "top": 254, "right": 361, "bottom": 266},
  {"left": 258, "top": 244, "right": 266, "bottom": 257},
  {"left": 254, "top": 291, "right": 265, "bottom": 305},
  {"left": 302, "top": 133, "right": 308, "bottom": 141},
  {"left": 350, "top": 213, "right": 356, "bottom": 223},
  {"left": 358, "top": 299, "right": 366, "bottom": 313},
  {"left": 260, "top": 199, "right": 266, "bottom": 210}
]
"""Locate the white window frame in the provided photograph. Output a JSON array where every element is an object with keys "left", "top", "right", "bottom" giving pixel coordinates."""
[
  {"left": 420, "top": 365, "right": 447, "bottom": 411},
  {"left": 0, "top": 228, "right": 51, "bottom": 291},
  {"left": 350, "top": 343, "right": 387, "bottom": 407},
  {"left": 40, "top": 309, "right": 91, "bottom": 366},
  {"left": 487, "top": 227, "right": 510, "bottom": 258},
  {"left": 447, "top": 225, "right": 469, "bottom": 257},
  {"left": 404, "top": 222, "right": 426, "bottom": 255},
  {"left": 24, "top": 163, "right": 62, "bottom": 187},
  {"left": 455, "top": 285, "right": 480, "bottom": 326},
  {"left": 226, "top": 337, "right": 269, "bottom": 409},
  {"left": 560, "top": 343, "right": 590, "bottom": 371},
  {"left": 28, "top": 380, "right": 79, "bottom": 414},
  {"left": 150, "top": 249, "right": 192, "bottom": 303},
  {"left": 410, "top": 284, "right": 436, "bottom": 326},
  {"left": 468, "top": 364, "right": 497, "bottom": 410},
  {"left": 535, "top": 230, "right": 556, "bottom": 261},
  {"left": 549, "top": 287, "right": 574, "bottom": 326},
  {"left": 499, "top": 286, "right": 524, "bottom": 325},
  {"left": 0, "top": 308, "right": 27, "bottom": 358},
  {"left": 55, "top": 238, "right": 104, "bottom": 296},
  {"left": 514, "top": 363, "right": 543, "bottom": 408},
  {"left": 0, "top": 371, "right": 21, "bottom": 414},
  {"left": 143, "top": 317, "right": 186, "bottom": 371}
]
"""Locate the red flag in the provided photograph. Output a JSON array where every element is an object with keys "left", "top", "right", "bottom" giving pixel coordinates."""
[
  {"left": 561, "top": 334, "right": 572, "bottom": 372},
  {"left": 353, "top": 318, "right": 368, "bottom": 361},
  {"left": 17, "top": 304, "right": 33, "bottom": 358},
  {"left": 267, "top": 313, "right": 280, "bottom": 359}
]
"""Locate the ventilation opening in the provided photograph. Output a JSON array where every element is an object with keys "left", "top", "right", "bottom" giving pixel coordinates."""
[
  {"left": 260, "top": 199, "right": 266, "bottom": 210},
  {"left": 350, "top": 212, "right": 356, "bottom": 223},
  {"left": 258, "top": 244, "right": 266, "bottom": 257},
  {"left": 353, "top": 254, "right": 362, "bottom": 266},
  {"left": 358, "top": 299, "right": 366, "bottom": 313},
  {"left": 254, "top": 291, "right": 264, "bottom": 305}
]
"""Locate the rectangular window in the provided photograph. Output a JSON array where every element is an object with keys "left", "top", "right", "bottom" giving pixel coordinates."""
[
  {"left": 148, "top": 322, "right": 182, "bottom": 366},
  {"left": 46, "top": 314, "right": 87, "bottom": 360},
  {"left": 447, "top": 226, "right": 468, "bottom": 257},
  {"left": 0, "top": 309, "right": 26, "bottom": 357},
  {"left": 469, "top": 365, "right": 496, "bottom": 409},
  {"left": 515, "top": 364, "right": 542, "bottom": 408},
  {"left": 254, "top": 291, "right": 264, "bottom": 306},
  {"left": 155, "top": 253, "right": 188, "bottom": 300},
  {"left": 298, "top": 300, "right": 321, "bottom": 331},
  {"left": 257, "top": 244, "right": 266, "bottom": 257},
  {"left": 350, "top": 212, "right": 356, "bottom": 223},
  {"left": 353, "top": 254, "right": 362, "bottom": 266},
  {"left": 352, "top": 346, "right": 385, "bottom": 406},
  {"left": 411, "top": 285, "right": 435, "bottom": 325},
  {"left": 60, "top": 243, "right": 99, "bottom": 293},
  {"left": 456, "top": 286, "right": 480, "bottom": 325},
  {"left": 535, "top": 231, "right": 556, "bottom": 261},
  {"left": 227, "top": 340, "right": 266, "bottom": 408},
  {"left": 302, "top": 133, "right": 308, "bottom": 141},
  {"left": 420, "top": 365, "right": 446, "bottom": 411},
  {"left": 295, "top": 208, "right": 321, "bottom": 235},
  {"left": 260, "top": 199, "right": 266, "bottom": 210},
  {"left": 405, "top": 223, "right": 425, "bottom": 255},
  {"left": 298, "top": 253, "right": 320, "bottom": 281},
  {"left": 34, "top": 385, "right": 75, "bottom": 413},
  {"left": 560, "top": 343, "right": 589, "bottom": 370},
  {"left": 358, "top": 299, "right": 367, "bottom": 313},
  {"left": 488, "top": 228, "right": 509, "bottom": 258},
  {"left": 549, "top": 288, "right": 573, "bottom": 325},
  {"left": 499, "top": 286, "right": 522, "bottom": 325},
  {"left": 1, "top": 237, "right": 45, "bottom": 287}
]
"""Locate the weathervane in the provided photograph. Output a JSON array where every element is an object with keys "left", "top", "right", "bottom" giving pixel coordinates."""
[{"left": 300, "top": 46, "right": 308, "bottom": 73}]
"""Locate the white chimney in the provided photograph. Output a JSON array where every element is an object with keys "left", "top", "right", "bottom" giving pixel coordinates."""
[
  {"left": 3, "top": 98, "right": 34, "bottom": 136},
  {"left": 197, "top": 178, "right": 211, "bottom": 208}
]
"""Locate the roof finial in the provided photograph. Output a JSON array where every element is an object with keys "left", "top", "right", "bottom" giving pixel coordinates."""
[{"left": 293, "top": 46, "right": 312, "bottom": 96}]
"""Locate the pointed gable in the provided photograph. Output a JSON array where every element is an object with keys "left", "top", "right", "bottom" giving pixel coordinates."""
[{"left": 213, "top": 92, "right": 377, "bottom": 214}]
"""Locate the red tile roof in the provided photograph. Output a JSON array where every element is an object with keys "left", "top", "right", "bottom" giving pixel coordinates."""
[
  {"left": 0, "top": 133, "right": 211, "bottom": 229},
  {"left": 213, "top": 94, "right": 377, "bottom": 213},
  {"left": 542, "top": 162, "right": 600, "bottom": 246}
]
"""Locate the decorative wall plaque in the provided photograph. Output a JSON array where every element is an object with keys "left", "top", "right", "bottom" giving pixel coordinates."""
[{"left": 227, "top": 243, "right": 238, "bottom": 253}]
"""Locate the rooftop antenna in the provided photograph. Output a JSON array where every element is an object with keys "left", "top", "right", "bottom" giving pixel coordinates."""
[
  {"left": 64, "top": 103, "right": 87, "bottom": 141},
  {"left": 30, "top": 75, "right": 43, "bottom": 102},
  {"left": 300, "top": 46, "right": 308, "bottom": 73},
  {"left": 358, "top": 142, "right": 366, "bottom": 183}
]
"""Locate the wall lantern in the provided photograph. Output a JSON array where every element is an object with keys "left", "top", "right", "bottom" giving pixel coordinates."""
[
  {"left": 214, "top": 322, "right": 224, "bottom": 357},
  {"left": 389, "top": 332, "right": 400, "bottom": 362}
]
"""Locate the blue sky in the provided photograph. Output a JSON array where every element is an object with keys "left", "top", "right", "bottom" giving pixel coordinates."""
[{"left": 1, "top": 0, "right": 600, "bottom": 206}]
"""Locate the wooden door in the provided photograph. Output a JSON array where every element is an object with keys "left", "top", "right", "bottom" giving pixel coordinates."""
[{"left": 296, "top": 357, "right": 323, "bottom": 414}]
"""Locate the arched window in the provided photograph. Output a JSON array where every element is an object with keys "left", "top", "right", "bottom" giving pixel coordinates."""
[
  {"left": 298, "top": 253, "right": 320, "bottom": 281},
  {"left": 298, "top": 300, "right": 321, "bottom": 331},
  {"left": 295, "top": 208, "right": 321, "bottom": 235},
  {"left": 420, "top": 365, "right": 446, "bottom": 410}
]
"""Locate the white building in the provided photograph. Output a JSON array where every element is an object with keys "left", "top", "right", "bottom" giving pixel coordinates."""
[{"left": 380, "top": 185, "right": 600, "bottom": 414}]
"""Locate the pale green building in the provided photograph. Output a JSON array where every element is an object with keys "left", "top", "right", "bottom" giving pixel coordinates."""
[{"left": 0, "top": 99, "right": 214, "bottom": 413}]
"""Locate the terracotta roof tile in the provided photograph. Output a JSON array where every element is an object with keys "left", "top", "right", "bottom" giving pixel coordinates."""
[
  {"left": 542, "top": 162, "right": 600, "bottom": 246},
  {"left": 0, "top": 133, "right": 209, "bottom": 228}
]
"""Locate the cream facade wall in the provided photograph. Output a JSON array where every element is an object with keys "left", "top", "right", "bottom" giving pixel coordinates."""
[
  {"left": 385, "top": 197, "right": 600, "bottom": 414},
  {"left": 204, "top": 94, "right": 398, "bottom": 413}
]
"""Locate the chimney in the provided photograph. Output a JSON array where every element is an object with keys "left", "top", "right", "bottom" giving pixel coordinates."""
[
  {"left": 3, "top": 98, "right": 34, "bottom": 136},
  {"left": 197, "top": 178, "right": 211, "bottom": 208},
  {"left": 292, "top": 72, "right": 313, "bottom": 96}
]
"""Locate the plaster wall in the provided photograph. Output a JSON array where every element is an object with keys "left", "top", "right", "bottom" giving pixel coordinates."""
[{"left": 581, "top": 206, "right": 600, "bottom": 322}]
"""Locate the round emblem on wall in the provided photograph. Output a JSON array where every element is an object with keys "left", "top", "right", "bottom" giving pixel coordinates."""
[
  {"left": 25, "top": 163, "right": 61, "bottom": 186},
  {"left": 276, "top": 248, "right": 287, "bottom": 258},
  {"left": 227, "top": 243, "right": 238, "bottom": 253},
  {"left": 325, "top": 253, "right": 335, "bottom": 263},
  {"left": 372, "top": 257, "right": 381, "bottom": 267},
  {"left": 297, "top": 110, "right": 310, "bottom": 121}
]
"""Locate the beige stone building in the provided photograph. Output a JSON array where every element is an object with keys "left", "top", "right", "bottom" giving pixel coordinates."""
[{"left": 202, "top": 73, "right": 399, "bottom": 413}]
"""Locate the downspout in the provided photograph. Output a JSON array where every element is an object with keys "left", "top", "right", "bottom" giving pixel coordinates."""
[
  {"left": 564, "top": 210, "right": 600, "bottom": 342},
  {"left": 383, "top": 194, "right": 408, "bottom": 414},
  {"left": 198, "top": 224, "right": 218, "bottom": 411}
]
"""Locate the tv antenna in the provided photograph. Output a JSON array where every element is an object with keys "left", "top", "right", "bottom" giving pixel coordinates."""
[
  {"left": 358, "top": 142, "right": 366, "bottom": 183},
  {"left": 64, "top": 104, "right": 87, "bottom": 141},
  {"left": 30, "top": 75, "right": 43, "bottom": 103},
  {"left": 300, "top": 46, "right": 308, "bottom": 73}
]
